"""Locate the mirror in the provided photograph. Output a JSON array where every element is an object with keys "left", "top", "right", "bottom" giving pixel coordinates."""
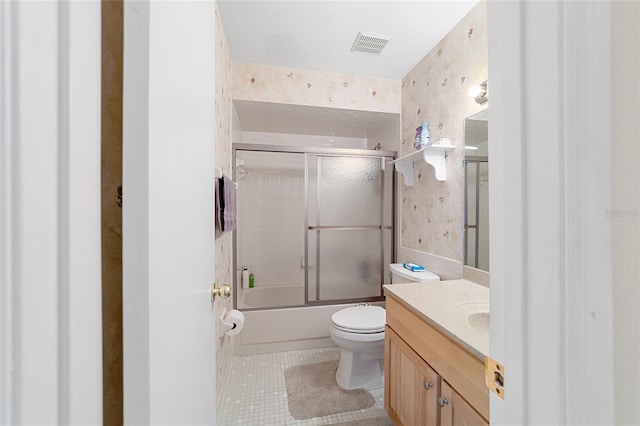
[{"left": 463, "top": 109, "right": 489, "bottom": 271}]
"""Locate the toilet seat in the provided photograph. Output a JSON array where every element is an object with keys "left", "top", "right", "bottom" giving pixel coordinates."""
[
  {"left": 330, "top": 324, "right": 384, "bottom": 343},
  {"left": 331, "top": 305, "right": 385, "bottom": 334},
  {"left": 331, "top": 323, "right": 384, "bottom": 334}
]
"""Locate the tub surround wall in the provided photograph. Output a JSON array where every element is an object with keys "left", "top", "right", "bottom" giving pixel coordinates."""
[
  {"left": 232, "top": 62, "right": 401, "bottom": 114},
  {"left": 214, "top": 3, "right": 234, "bottom": 400},
  {"left": 398, "top": 2, "right": 487, "bottom": 278}
]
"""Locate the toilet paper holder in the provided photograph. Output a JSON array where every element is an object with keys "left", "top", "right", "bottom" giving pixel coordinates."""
[
  {"left": 218, "top": 308, "right": 245, "bottom": 337},
  {"left": 211, "top": 283, "right": 232, "bottom": 301}
]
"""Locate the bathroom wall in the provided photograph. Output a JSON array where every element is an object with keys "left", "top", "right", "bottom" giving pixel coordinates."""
[
  {"left": 214, "top": 2, "right": 234, "bottom": 400},
  {"left": 398, "top": 2, "right": 487, "bottom": 279},
  {"left": 232, "top": 62, "right": 401, "bottom": 114},
  {"left": 612, "top": 1, "right": 640, "bottom": 423},
  {"left": 101, "top": 0, "right": 123, "bottom": 424}
]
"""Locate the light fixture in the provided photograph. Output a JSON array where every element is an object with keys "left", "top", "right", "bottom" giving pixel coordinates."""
[{"left": 468, "top": 80, "right": 488, "bottom": 105}]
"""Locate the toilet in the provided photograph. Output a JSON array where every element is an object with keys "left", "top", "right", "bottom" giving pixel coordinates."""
[{"left": 329, "top": 263, "right": 440, "bottom": 391}]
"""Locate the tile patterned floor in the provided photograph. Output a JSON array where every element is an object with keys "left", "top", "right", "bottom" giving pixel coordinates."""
[{"left": 217, "top": 347, "right": 390, "bottom": 426}]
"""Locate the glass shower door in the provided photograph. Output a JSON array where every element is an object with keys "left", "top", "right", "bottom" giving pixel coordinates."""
[
  {"left": 235, "top": 150, "right": 306, "bottom": 309},
  {"left": 306, "top": 154, "right": 393, "bottom": 303}
]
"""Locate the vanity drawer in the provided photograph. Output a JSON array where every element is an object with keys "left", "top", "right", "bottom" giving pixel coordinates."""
[{"left": 386, "top": 294, "right": 489, "bottom": 421}]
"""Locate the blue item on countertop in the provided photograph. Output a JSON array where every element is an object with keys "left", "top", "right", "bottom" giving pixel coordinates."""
[{"left": 403, "top": 262, "right": 426, "bottom": 272}]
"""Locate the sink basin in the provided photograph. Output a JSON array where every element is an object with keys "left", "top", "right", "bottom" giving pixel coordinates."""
[
  {"left": 467, "top": 312, "right": 489, "bottom": 331},
  {"left": 456, "top": 302, "right": 490, "bottom": 331}
]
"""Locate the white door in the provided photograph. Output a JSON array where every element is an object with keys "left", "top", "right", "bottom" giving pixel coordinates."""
[
  {"left": 0, "top": 1, "right": 102, "bottom": 424},
  {"left": 122, "top": 1, "right": 218, "bottom": 424}
]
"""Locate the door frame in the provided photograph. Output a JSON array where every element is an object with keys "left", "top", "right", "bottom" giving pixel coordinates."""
[
  {"left": 0, "top": 1, "right": 102, "bottom": 423},
  {"left": 488, "top": 1, "right": 614, "bottom": 424}
]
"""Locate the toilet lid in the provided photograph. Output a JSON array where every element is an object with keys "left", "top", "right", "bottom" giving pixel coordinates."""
[{"left": 331, "top": 305, "right": 385, "bottom": 333}]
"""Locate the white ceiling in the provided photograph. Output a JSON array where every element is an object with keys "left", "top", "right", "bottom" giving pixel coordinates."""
[{"left": 217, "top": 1, "right": 478, "bottom": 80}]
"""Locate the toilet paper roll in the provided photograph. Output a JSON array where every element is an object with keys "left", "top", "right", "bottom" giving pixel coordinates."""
[{"left": 222, "top": 309, "right": 245, "bottom": 336}]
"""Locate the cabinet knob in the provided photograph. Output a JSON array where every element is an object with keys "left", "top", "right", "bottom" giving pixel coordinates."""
[
  {"left": 423, "top": 381, "right": 433, "bottom": 390},
  {"left": 438, "top": 397, "right": 449, "bottom": 407}
]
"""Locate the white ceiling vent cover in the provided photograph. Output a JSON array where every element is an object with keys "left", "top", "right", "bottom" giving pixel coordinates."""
[{"left": 350, "top": 31, "right": 389, "bottom": 55}]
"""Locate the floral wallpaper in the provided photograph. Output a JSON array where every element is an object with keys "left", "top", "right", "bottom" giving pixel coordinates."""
[
  {"left": 214, "top": 2, "right": 234, "bottom": 402},
  {"left": 400, "top": 2, "right": 487, "bottom": 262},
  {"left": 232, "top": 62, "right": 400, "bottom": 114}
]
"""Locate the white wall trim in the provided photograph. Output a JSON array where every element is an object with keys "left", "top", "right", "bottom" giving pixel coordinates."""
[
  {"left": 122, "top": 1, "right": 151, "bottom": 423},
  {"left": 488, "top": 1, "right": 614, "bottom": 424},
  {"left": 0, "top": 2, "right": 18, "bottom": 422},
  {"left": 0, "top": 1, "right": 102, "bottom": 424},
  {"left": 560, "top": 2, "right": 614, "bottom": 423},
  {"left": 487, "top": 1, "right": 527, "bottom": 422},
  {"left": 66, "top": 2, "right": 103, "bottom": 423}
]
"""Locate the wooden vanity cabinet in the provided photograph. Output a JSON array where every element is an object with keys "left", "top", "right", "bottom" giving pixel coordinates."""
[
  {"left": 384, "top": 294, "right": 489, "bottom": 426},
  {"left": 440, "top": 380, "right": 489, "bottom": 426},
  {"left": 385, "top": 326, "right": 440, "bottom": 426}
]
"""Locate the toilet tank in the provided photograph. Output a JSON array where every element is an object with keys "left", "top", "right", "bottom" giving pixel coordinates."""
[{"left": 390, "top": 263, "right": 440, "bottom": 283}]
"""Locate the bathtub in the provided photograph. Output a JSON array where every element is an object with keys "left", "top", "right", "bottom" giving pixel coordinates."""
[{"left": 234, "top": 284, "right": 385, "bottom": 356}]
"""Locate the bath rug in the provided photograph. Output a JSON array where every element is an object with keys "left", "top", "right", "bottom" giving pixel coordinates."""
[
  {"left": 283, "top": 360, "right": 375, "bottom": 420},
  {"left": 329, "top": 416, "right": 394, "bottom": 426}
]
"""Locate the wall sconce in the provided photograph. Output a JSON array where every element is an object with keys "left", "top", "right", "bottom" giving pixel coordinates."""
[{"left": 468, "top": 80, "right": 488, "bottom": 105}]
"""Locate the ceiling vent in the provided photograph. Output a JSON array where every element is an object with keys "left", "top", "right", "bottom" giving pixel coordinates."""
[{"left": 350, "top": 31, "right": 389, "bottom": 55}]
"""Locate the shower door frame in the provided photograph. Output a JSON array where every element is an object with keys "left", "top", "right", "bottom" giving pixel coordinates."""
[
  {"left": 463, "top": 155, "right": 489, "bottom": 269},
  {"left": 232, "top": 144, "right": 396, "bottom": 310}
]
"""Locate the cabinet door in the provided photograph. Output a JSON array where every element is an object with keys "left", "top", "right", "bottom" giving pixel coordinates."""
[
  {"left": 385, "top": 326, "right": 439, "bottom": 426},
  {"left": 440, "top": 380, "right": 489, "bottom": 426}
]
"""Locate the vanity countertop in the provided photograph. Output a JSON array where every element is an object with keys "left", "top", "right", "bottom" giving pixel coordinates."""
[{"left": 383, "top": 279, "right": 489, "bottom": 360}]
